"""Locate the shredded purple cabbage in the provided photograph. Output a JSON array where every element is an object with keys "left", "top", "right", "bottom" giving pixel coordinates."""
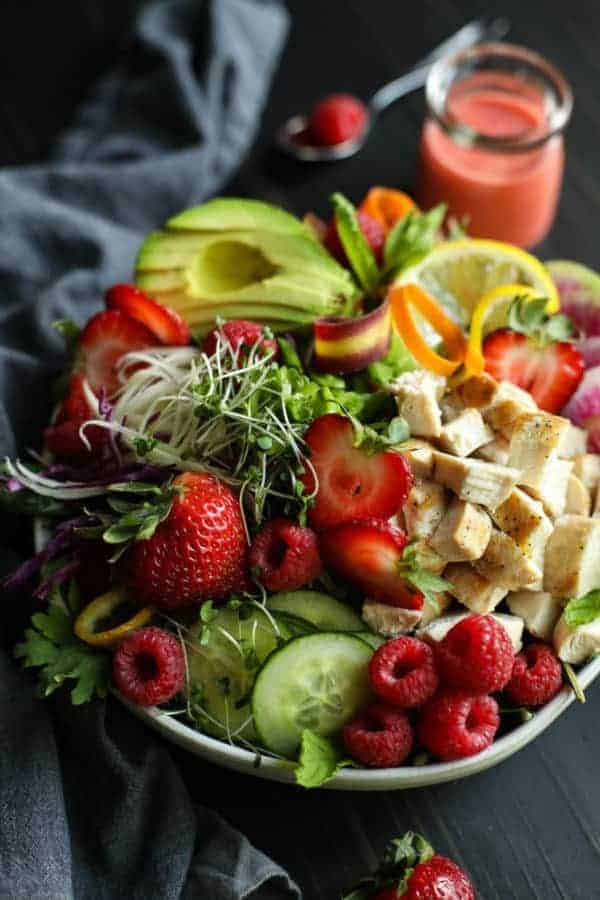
[
  {"left": 33, "top": 461, "right": 171, "bottom": 488},
  {"left": 1, "top": 517, "right": 87, "bottom": 592},
  {"left": 32, "top": 556, "right": 81, "bottom": 600}
]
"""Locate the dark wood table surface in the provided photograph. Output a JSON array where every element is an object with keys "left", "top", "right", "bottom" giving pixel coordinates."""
[{"left": 3, "top": 1, "right": 600, "bottom": 897}]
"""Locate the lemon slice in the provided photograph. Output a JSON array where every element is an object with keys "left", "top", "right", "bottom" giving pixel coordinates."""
[{"left": 395, "top": 239, "right": 559, "bottom": 324}]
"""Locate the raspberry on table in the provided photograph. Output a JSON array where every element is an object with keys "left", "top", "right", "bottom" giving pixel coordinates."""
[
  {"left": 505, "top": 642, "right": 563, "bottom": 708},
  {"left": 368, "top": 636, "right": 439, "bottom": 709},
  {"left": 324, "top": 210, "right": 385, "bottom": 266},
  {"left": 435, "top": 614, "right": 514, "bottom": 694},
  {"left": 417, "top": 688, "right": 500, "bottom": 761},
  {"left": 113, "top": 626, "right": 185, "bottom": 707},
  {"left": 343, "top": 702, "right": 413, "bottom": 768},
  {"left": 308, "top": 93, "right": 368, "bottom": 146},
  {"left": 249, "top": 517, "right": 323, "bottom": 592}
]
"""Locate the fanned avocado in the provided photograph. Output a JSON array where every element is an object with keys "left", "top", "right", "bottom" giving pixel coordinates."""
[{"left": 135, "top": 198, "right": 358, "bottom": 335}]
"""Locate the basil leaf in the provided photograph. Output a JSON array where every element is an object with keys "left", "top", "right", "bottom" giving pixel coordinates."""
[
  {"left": 331, "top": 192, "right": 380, "bottom": 294},
  {"left": 563, "top": 590, "right": 600, "bottom": 627}
]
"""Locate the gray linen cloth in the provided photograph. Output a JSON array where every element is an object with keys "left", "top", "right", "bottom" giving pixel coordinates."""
[{"left": 0, "top": 1, "right": 301, "bottom": 897}]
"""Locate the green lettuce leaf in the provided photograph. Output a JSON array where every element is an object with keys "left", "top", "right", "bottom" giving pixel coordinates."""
[
  {"left": 563, "top": 590, "right": 600, "bottom": 628},
  {"left": 294, "top": 730, "right": 351, "bottom": 788}
]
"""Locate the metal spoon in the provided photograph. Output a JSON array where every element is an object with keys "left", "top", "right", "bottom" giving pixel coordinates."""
[{"left": 276, "top": 16, "right": 511, "bottom": 162}]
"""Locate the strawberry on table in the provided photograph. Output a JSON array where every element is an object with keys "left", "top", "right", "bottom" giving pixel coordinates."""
[
  {"left": 78, "top": 309, "right": 159, "bottom": 397},
  {"left": 106, "top": 283, "right": 191, "bottom": 346},
  {"left": 301, "top": 413, "right": 413, "bottom": 530},
  {"left": 482, "top": 299, "right": 584, "bottom": 412},
  {"left": 319, "top": 518, "right": 423, "bottom": 609},
  {"left": 127, "top": 472, "right": 249, "bottom": 609}
]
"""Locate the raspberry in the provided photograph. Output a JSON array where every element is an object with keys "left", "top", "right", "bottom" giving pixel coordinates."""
[
  {"left": 202, "top": 320, "right": 278, "bottom": 359},
  {"left": 325, "top": 210, "right": 385, "bottom": 266},
  {"left": 505, "top": 642, "right": 563, "bottom": 708},
  {"left": 113, "top": 626, "right": 185, "bottom": 707},
  {"left": 249, "top": 518, "right": 323, "bottom": 591},
  {"left": 309, "top": 93, "right": 368, "bottom": 146},
  {"left": 369, "top": 637, "right": 439, "bottom": 708},
  {"left": 435, "top": 614, "right": 514, "bottom": 694},
  {"left": 404, "top": 855, "right": 475, "bottom": 900},
  {"left": 417, "top": 688, "right": 500, "bottom": 761},
  {"left": 343, "top": 702, "right": 413, "bottom": 768}
]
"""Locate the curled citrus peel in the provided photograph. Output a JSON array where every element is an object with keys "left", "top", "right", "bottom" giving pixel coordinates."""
[
  {"left": 359, "top": 187, "right": 416, "bottom": 232},
  {"left": 74, "top": 587, "right": 153, "bottom": 648},
  {"left": 389, "top": 283, "right": 467, "bottom": 376}
]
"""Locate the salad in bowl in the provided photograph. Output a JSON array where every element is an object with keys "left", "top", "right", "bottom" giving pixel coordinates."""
[{"left": 4, "top": 187, "right": 600, "bottom": 789}]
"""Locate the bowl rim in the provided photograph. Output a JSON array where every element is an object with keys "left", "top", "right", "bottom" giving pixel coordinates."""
[{"left": 34, "top": 520, "right": 598, "bottom": 790}]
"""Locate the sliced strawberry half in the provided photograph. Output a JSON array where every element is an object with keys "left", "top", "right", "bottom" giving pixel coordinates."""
[
  {"left": 44, "top": 373, "right": 106, "bottom": 458},
  {"left": 106, "top": 284, "right": 191, "bottom": 346},
  {"left": 78, "top": 309, "right": 159, "bottom": 396},
  {"left": 301, "top": 413, "right": 413, "bottom": 530},
  {"left": 319, "top": 518, "right": 423, "bottom": 609},
  {"left": 483, "top": 329, "right": 584, "bottom": 413}
]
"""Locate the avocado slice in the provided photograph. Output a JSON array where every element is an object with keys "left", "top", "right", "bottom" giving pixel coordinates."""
[{"left": 135, "top": 198, "right": 358, "bottom": 335}]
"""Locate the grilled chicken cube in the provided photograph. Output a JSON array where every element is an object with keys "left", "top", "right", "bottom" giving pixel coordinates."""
[
  {"left": 391, "top": 371, "right": 445, "bottom": 439},
  {"left": 398, "top": 439, "right": 436, "bottom": 479},
  {"left": 506, "top": 590, "right": 563, "bottom": 642},
  {"left": 434, "top": 452, "right": 520, "bottom": 510},
  {"left": 362, "top": 600, "right": 422, "bottom": 637},
  {"left": 454, "top": 372, "right": 499, "bottom": 410},
  {"left": 521, "top": 458, "right": 573, "bottom": 519},
  {"left": 429, "top": 499, "right": 492, "bottom": 562},
  {"left": 476, "top": 435, "right": 510, "bottom": 466},
  {"left": 440, "top": 392, "right": 464, "bottom": 423},
  {"left": 483, "top": 381, "right": 537, "bottom": 436},
  {"left": 491, "top": 487, "right": 553, "bottom": 579},
  {"left": 444, "top": 562, "right": 508, "bottom": 613},
  {"left": 558, "top": 424, "right": 588, "bottom": 459},
  {"left": 404, "top": 480, "right": 447, "bottom": 540},
  {"left": 438, "top": 408, "right": 494, "bottom": 457},
  {"left": 565, "top": 474, "right": 592, "bottom": 516},
  {"left": 411, "top": 540, "right": 446, "bottom": 575},
  {"left": 544, "top": 515, "right": 600, "bottom": 599},
  {"left": 508, "top": 412, "right": 570, "bottom": 475},
  {"left": 473, "top": 529, "right": 541, "bottom": 591},
  {"left": 553, "top": 614, "right": 600, "bottom": 664},
  {"left": 572, "top": 453, "right": 600, "bottom": 492},
  {"left": 417, "top": 611, "right": 524, "bottom": 652},
  {"left": 593, "top": 486, "right": 600, "bottom": 518}
]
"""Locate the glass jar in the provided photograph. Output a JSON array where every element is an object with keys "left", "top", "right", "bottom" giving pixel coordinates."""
[{"left": 416, "top": 42, "right": 573, "bottom": 248}]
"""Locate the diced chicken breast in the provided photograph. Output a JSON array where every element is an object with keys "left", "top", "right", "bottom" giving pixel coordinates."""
[
  {"left": 508, "top": 412, "right": 570, "bottom": 475},
  {"left": 558, "top": 424, "right": 588, "bottom": 459},
  {"left": 433, "top": 452, "right": 520, "bottom": 510},
  {"left": 553, "top": 614, "right": 600, "bottom": 664},
  {"left": 362, "top": 600, "right": 422, "bottom": 637},
  {"left": 391, "top": 371, "right": 446, "bottom": 439},
  {"left": 438, "top": 408, "right": 494, "bottom": 457},
  {"left": 454, "top": 372, "right": 499, "bottom": 410},
  {"left": 429, "top": 499, "right": 492, "bottom": 562},
  {"left": 404, "top": 480, "right": 447, "bottom": 540},
  {"left": 398, "top": 439, "right": 436, "bottom": 479},
  {"left": 506, "top": 591, "right": 563, "bottom": 642},
  {"left": 417, "top": 611, "right": 524, "bottom": 652},
  {"left": 520, "top": 458, "right": 573, "bottom": 519},
  {"left": 565, "top": 474, "right": 591, "bottom": 516},
  {"left": 492, "top": 487, "right": 553, "bottom": 581},
  {"left": 544, "top": 515, "right": 600, "bottom": 599},
  {"left": 440, "top": 393, "right": 464, "bottom": 423},
  {"left": 593, "top": 487, "right": 600, "bottom": 518},
  {"left": 476, "top": 436, "right": 510, "bottom": 466},
  {"left": 483, "top": 381, "right": 537, "bottom": 436},
  {"left": 411, "top": 540, "right": 446, "bottom": 575},
  {"left": 420, "top": 591, "right": 453, "bottom": 627},
  {"left": 572, "top": 454, "right": 600, "bottom": 492},
  {"left": 473, "top": 529, "right": 541, "bottom": 591},
  {"left": 444, "top": 562, "right": 508, "bottom": 613}
]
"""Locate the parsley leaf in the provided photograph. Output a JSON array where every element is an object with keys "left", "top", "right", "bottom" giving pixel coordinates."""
[
  {"left": 294, "top": 730, "right": 352, "bottom": 788},
  {"left": 563, "top": 590, "right": 600, "bottom": 628},
  {"left": 14, "top": 597, "right": 109, "bottom": 705}
]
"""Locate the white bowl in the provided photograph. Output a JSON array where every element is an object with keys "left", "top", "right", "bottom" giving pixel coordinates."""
[{"left": 35, "top": 522, "right": 599, "bottom": 790}]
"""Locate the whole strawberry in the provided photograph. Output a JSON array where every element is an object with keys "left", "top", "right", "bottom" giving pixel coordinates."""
[
  {"left": 127, "top": 472, "right": 249, "bottom": 609},
  {"left": 343, "top": 832, "right": 475, "bottom": 900}
]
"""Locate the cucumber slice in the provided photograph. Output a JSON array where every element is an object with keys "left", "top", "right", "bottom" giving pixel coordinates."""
[
  {"left": 187, "top": 606, "right": 287, "bottom": 741},
  {"left": 252, "top": 633, "right": 373, "bottom": 757},
  {"left": 267, "top": 590, "right": 363, "bottom": 632},
  {"left": 356, "top": 631, "right": 386, "bottom": 650}
]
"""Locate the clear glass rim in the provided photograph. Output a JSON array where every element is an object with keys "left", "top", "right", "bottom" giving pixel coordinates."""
[{"left": 425, "top": 41, "right": 573, "bottom": 152}]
